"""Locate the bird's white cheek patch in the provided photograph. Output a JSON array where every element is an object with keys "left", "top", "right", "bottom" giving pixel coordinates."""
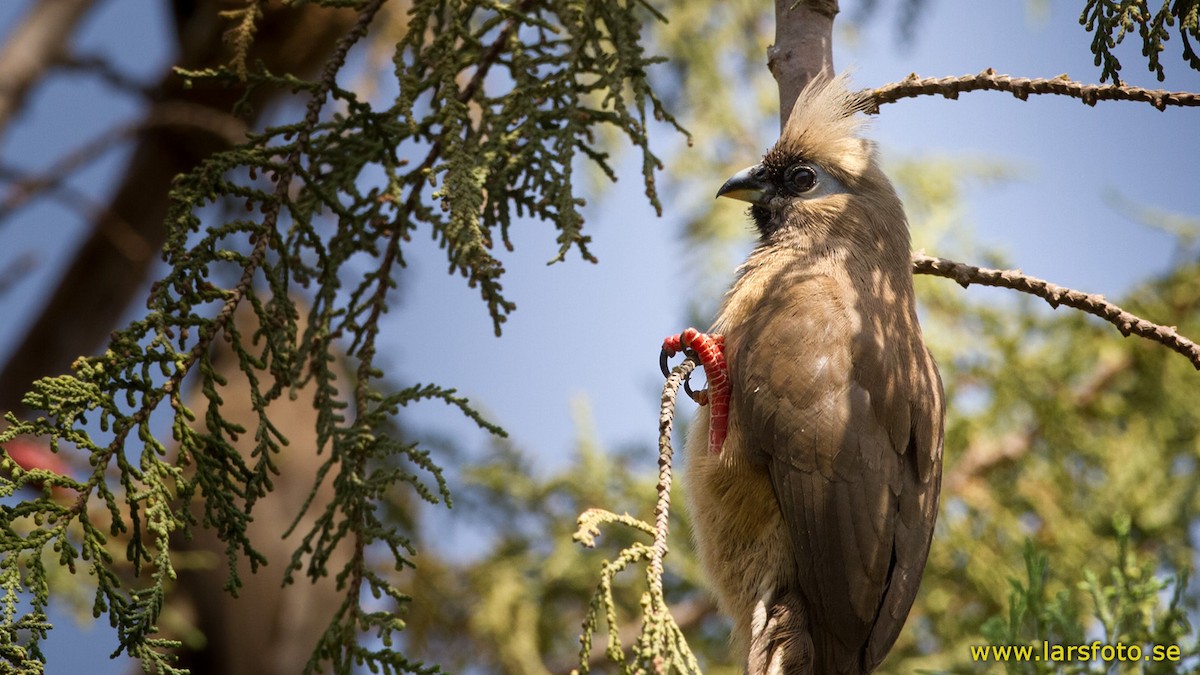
[
  {"left": 839, "top": 153, "right": 869, "bottom": 178},
  {"left": 835, "top": 138, "right": 873, "bottom": 178}
]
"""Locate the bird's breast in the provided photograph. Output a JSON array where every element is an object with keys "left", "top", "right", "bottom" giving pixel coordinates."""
[{"left": 684, "top": 404, "right": 793, "bottom": 653}]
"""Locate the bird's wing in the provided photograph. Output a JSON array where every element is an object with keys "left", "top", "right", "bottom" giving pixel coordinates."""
[
  {"left": 727, "top": 272, "right": 943, "bottom": 672},
  {"left": 862, "top": 328, "right": 943, "bottom": 673}
]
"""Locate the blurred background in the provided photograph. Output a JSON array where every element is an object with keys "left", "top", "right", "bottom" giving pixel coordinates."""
[{"left": 1, "top": 0, "right": 1198, "bottom": 672}]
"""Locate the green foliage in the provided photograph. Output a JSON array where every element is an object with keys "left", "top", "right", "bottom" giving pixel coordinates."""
[
  {"left": 0, "top": 0, "right": 684, "bottom": 672},
  {"left": 392, "top": 4, "right": 1200, "bottom": 674},
  {"left": 980, "top": 542, "right": 1087, "bottom": 674},
  {"left": 865, "top": 162, "right": 1200, "bottom": 674},
  {"left": 977, "top": 519, "right": 1197, "bottom": 674},
  {"left": 3, "top": 0, "right": 1200, "bottom": 673},
  {"left": 573, "top": 506, "right": 701, "bottom": 675},
  {"left": 218, "top": 0, "right": 265, "bottom": 81},
  {"left": 1080, "top": 0, "right": 1200, "bottom": 83},
  {"left": 398, "top": 399, "right": 718, "bottom": 674},
  {"left": 572, "top": 361, "right": 702, "bottom": 675}
]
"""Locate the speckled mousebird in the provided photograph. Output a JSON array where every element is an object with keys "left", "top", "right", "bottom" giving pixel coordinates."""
[{"left": 661, "top": 74, "right": 945, "bottom": 674}]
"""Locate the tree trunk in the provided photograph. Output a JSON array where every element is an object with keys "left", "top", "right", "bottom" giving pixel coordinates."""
[
  {"left": 770, "top": 0, "right": 837, "bottom": 127},
  {"left": 0, "top": 0, "right": 355, "bottom": 416}
]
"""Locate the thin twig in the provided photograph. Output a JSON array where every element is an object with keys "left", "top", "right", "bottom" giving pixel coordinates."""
[
  {"left": 650, "top": 356, "right": 696, "bottom": 593},
  {"left": 56, "top": 52, "right": 155, "bottom": 98},
  {"left": 0, "top": 0, "right": 97, "bottom": 140},
  {"left": 0, "top": 122, "right": 140, "bottom": 216},
  {"left": 866, "top": 69, "right": 1200, "bottom": 113},
  {"left": 551, "top": 597, "right": 716, "bottom": 675},
  {"left": 913, "top": 253, "right": 1200, "bottom": 370},
  {"left": 0, "top": 102, "right": 246, "bottom": 224}
]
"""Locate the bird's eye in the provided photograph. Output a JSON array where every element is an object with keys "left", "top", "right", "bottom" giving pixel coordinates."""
[{"left": 784, "top": 164, "right": 817, "bottom": 194}]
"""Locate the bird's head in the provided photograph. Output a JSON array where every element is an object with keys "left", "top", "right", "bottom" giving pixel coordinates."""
[{"left": 717, "top": 74, "right": 907, "bottom": 254}]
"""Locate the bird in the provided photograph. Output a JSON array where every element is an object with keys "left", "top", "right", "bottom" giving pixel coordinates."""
[{"left": 661, "top": 74, "right": 945, "bottom": 674}]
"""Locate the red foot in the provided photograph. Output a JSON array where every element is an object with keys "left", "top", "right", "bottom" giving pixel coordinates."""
[{"left": 661, "top": 328, "right": 728, "bottom": 454}]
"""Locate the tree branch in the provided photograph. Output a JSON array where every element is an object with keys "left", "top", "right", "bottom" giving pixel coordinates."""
[
  {"left": 0, "top": 101, "right": 247, "bottom": 223},
  {"left": 867, "top": 69, "right": 1200, "bottom": 113},
  {"left": 650, "top": 356, "right": 695, "bottom": 595},
  {"left": 0, "top": 0, "right": 98, "bottom": 141},
  {"left": 913, "top": 253, "right": 1200, "bottom": 370},
  {"left": 55, "top": 52, "right": 156, "bottom": 98},
  {"left": 551, "top": 596, "right": 717, "bottom": 675},
  {"left": 0, "top": 0, "right": 356, "bottom": 417},
  {"left": 770, "top": 0, "right": 837, "bottom": 128}
]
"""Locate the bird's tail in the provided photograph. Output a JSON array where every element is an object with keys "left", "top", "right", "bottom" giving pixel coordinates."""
[{"left": 746, "top": 589, "right": 814, "bottom": 675}]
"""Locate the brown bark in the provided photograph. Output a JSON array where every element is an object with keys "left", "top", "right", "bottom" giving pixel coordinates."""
[
  {"left": 0, "top": 0, "right": 356, "bottom": 416},
  {"left": 165, "top": 303, "right": 354, "bottom": 675},
  {"left": 0, "top": 0, "right": 98, "bottom": 140},
  {"left": 770, "top": 0, "right": 837, "bottom": 128}
]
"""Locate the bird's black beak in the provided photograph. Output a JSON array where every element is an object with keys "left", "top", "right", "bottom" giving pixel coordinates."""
[{"left": 716, "top": 164, "right": 774, "bottom": 205}]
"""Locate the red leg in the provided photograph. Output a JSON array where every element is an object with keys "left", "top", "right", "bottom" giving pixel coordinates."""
[{"left": 661, "top": 328, "right": 728, "bottom": 455}]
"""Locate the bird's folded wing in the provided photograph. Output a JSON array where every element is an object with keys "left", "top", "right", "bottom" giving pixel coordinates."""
[{"left": 728, "top": 274, "right": 942, "bottom": 672}]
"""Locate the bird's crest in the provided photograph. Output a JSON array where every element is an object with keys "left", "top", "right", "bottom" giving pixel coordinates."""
[{"left": 774, "top": 73, "right": 873, "bottom": 178}]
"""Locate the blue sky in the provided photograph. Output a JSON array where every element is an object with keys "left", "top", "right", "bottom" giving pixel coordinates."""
[
  {"left": 392, "top": 0, "right": 1200, "bottom": 490},
  {"left": 1, "top": 0, "right": 1198, "bottom": 672}
]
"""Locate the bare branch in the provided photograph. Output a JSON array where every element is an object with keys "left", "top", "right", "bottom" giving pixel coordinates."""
[
  {"left": 0, "top": 171, "right": 153, "bottom": 263},
  {"left": 866, "top": 69, "right": 1200, "bottom": 113},
  {"left": 0, "top": 252, "right": 36, "bottom": 297},
  {"left": 650, "top": 356, "right": 695, "bottom": 593},
  {"left": 0, "top": 0, "right": 98, "bottom": 140},
  {"left": 0, "top": 122, "right": 138, "bottom": 217},
  {"left": 55, "top": 52, "right": 155, "bottom": 98},
  {"left": 0, "top": 101, "right": 247, "bottom": 223},
  {"left": 913, "top": 253, "right": 1200, "bottom": 370},
  {"left": 770, "top": 0, "right": 837, "bottom": 128}
]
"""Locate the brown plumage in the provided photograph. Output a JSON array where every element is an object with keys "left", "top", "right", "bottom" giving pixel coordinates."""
[{"left": 683, "top": 75, "right": 944, "bottom": 674}]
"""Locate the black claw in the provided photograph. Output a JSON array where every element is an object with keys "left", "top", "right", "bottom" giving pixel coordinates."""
[
  {"left": 683, "top": 372, "right": 699, "bottom": 402},
  {"left": 662, "top": 346, "right": 705, "bottom": 404},
  {"left": 681, "top": 348, "right": 705, "bottom": 403}
]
